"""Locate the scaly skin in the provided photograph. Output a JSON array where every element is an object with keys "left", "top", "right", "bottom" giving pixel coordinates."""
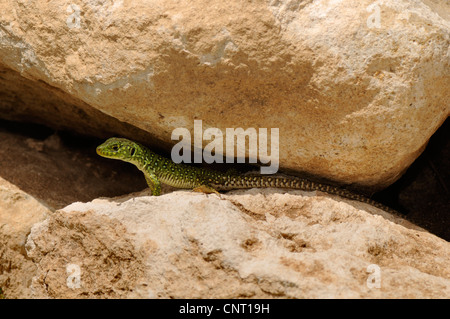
[{"left": 96, "top": 137, "right": 398, "bottom": 214}]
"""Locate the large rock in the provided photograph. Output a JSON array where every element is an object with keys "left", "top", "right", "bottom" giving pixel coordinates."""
[
  {"left": 22, "top": 189, "right": 450, "bottom": 299},
  {"left": 0, "top": 177, "right": 50, "bottom": 299},
  {"left": 0, "top": 0, "right": 448, "bottom": 190}
]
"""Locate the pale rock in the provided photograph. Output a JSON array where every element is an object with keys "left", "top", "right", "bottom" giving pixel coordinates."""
[
  {"left": 23, "top": 189, "right": 450, "bottom": 298},
  {"left": 0, "top": 0, "right": 448, "bottom": 189},
  {"left": 0, "top": 177, "right": 50, "bottom": 298}
]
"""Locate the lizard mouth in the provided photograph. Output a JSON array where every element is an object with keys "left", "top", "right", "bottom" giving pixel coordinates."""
[
  {"left": 96, "top": 145, "right": 119, "bottom": 159},
  {"left": 96, "top": 146, "right": 109, "bottom": 157}
]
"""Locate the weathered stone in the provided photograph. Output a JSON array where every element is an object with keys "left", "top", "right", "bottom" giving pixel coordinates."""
[
  {"left": 0, "top": 0, "right": 448, "bottom": 189},
  {"left": 0, "top": 177, "right": 50, "bottom": 299},
  {"left": 22, "top": 190, "right": 450, "bottom": 299}
]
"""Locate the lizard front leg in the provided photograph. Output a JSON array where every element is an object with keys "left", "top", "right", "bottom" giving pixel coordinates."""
[{"left": 144, "top": 172, "right": 162, "bottom": 196}]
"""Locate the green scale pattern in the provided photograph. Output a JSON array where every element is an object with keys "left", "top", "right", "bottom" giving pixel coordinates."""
[{"left": 97, "top": 137, "right": 398, "bottom": 215}]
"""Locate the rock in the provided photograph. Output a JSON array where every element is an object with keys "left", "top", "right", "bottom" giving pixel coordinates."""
[
  {"left": 0, "top": 64, "right": 160, "bottom": 147},
  {"left": 0, "top": 177, "right": 50, "bottom": 299},
  {"left": 0, "top": 0, "right": 448, "bottom": 189},
  {"left": 23, "top": 189, "right": 450, "bottom": 298}
]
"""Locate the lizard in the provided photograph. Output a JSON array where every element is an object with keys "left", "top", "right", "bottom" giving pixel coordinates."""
[{"left": 96, "top": 137, "right": 398, "bottom": 215}]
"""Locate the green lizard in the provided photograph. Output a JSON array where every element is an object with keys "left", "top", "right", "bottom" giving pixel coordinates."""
[{"left": 96, "top": 137, "right": 397, "bottom": 214}]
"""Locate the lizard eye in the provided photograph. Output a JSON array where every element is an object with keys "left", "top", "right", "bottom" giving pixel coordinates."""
[
  {"left": 130, "top": 147, "right": 136, "bottom": 156},
  {"left": 112, "top": 145, "right": 119, "bottom": 151}
]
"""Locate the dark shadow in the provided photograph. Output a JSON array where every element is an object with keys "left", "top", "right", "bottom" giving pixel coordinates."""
[{"left": 373, "top": 118, "right": 449, "bottom": 241}]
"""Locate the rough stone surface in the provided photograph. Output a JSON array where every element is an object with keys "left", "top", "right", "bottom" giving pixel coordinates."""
[
  {"left": 0, "top": 0, "right": 448, "bottom": 190},
  {"left": 0, "top": 65, "right": 163, "bottom": 148},
  {"left": 20, "top": 189, "right": 450, "bottom": 299},
  {"left": 0, "top": 177, "right": 50, "bottom": 299}
]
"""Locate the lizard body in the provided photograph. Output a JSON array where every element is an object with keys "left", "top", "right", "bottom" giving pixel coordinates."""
[{"left": 96, "top": 137, "right": 397, "bottom": 214}]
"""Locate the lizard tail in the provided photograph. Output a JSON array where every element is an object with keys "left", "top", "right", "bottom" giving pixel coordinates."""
[{"left": 217, "top": 174, "right": 399, "bottom": 215}]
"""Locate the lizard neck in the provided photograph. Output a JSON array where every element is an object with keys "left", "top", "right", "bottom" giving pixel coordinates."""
[{"left": 127, "top": 143, "right": 157, "bottom": 172}]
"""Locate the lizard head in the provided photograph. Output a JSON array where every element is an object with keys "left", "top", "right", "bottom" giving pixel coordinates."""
[{"left": 96, "top": 137, "right": 139, "bottom": 162}]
